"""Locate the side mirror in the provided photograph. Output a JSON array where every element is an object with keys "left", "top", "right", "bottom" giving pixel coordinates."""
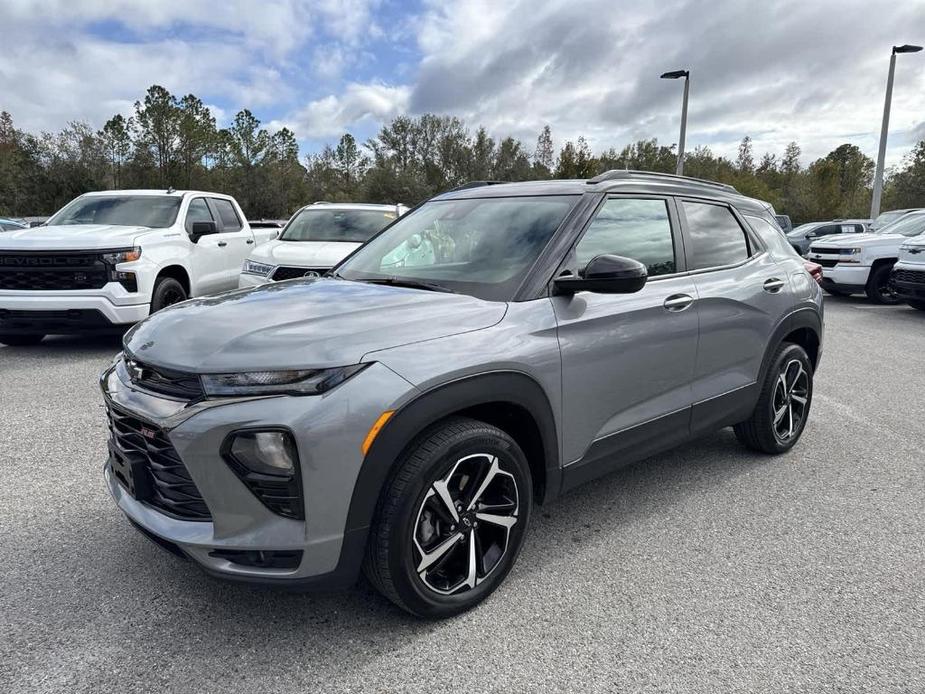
[
  {"left": 554, "top": 254, "right": 648, "bottom": 295},
  {"left": 190, "top": 220, "right": 217, "bottom": 242}
]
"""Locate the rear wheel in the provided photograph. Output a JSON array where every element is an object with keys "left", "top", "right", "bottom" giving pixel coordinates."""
[
  {"left": 906, "top": 299, "right": 925, "bottom": 311},
  {"left": 150, "top": 276, "right": 187, "bottom": 314},
  {"left": 865, "top": 264, "right": 900, "bottom": 304},
  {"left": 0, "top": 334, "right": 45, "bottom": 346},
  {"left": 734, "top": 342, "right": 813, "bottom": 454},
  {"left": 364, "top": 417, "right": 532, "bottom": 618}
]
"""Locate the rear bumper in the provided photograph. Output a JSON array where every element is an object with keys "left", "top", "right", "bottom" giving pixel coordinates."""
[{"left": 0, "top": 289, "right": 149, "bottom": 333}]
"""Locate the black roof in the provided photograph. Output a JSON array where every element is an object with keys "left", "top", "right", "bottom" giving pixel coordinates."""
[{"left": 434, "top": 170, "right": 772, "bottom": 215}]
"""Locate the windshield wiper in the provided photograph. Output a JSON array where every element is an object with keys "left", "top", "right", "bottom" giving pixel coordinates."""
[{"left": 354, "top": 276, "right": 454, "bottom": 293}]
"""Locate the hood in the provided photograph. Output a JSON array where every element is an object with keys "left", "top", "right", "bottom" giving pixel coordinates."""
[
  {"left": 0, "top": 224, "right": 153, "bottom": 250},
  {"left": 809, "top": 233, "right": 900, "bottom": 248},
  {"left": 249, "top": 239, "right": 361, "bottom": 268},
  {"left": 124, "top": 278, "right": 507, "bottom": 372}
]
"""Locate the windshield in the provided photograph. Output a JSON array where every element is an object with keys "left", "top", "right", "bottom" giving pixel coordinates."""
[
  {"left": 871, "top": 210, "right": 906, "bottom": 230},
  {"left": 336, "top": 195, "right": 578, "bottom": 301},
  {"left": 48, "top": 195, "right": 182, "bottom": 228},
  {"left": 790, "top": 223, "right": 817, "bottom": 236},
  {"left": 280, "top": 208, "right": 397, "bottom": 243},
  {"left": 877, "top": 214, "right": 925, "bottom": 237}
]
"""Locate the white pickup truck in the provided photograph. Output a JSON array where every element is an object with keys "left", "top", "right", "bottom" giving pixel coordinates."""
[{"left": 0, "top": 189, "right": 276, "bottom": 345}]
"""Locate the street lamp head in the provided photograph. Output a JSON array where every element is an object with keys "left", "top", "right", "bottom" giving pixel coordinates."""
[
  {"left": 893, "top": 44, "right": 923, "bottom": 54},
  {"left": 660, "top": 69, "right": 689, "bottom": 79}
]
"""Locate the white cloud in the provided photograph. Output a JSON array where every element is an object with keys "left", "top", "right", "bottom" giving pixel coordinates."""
[{"left": 271, "top": 82, "right": 410, "bottom": 138}]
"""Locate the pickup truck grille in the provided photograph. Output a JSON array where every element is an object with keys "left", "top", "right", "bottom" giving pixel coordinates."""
[
  {"left": 271, "top": 266, "right": 328, "bottom": 281},
  {"left": 0, "top": 252, "right": 109, "bottom": 290}
]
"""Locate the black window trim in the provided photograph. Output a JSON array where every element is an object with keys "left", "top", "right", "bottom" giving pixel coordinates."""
[{"left": 675, "top": 196, "right": 768, "bottom": 276}]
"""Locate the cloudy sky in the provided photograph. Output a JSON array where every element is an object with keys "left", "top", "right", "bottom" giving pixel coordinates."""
[{"left": 2, "top": 0, "right": 924, "bottom": 167}]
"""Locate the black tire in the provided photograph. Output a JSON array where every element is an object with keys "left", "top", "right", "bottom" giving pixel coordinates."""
[
  {"left": 865, "top": 263, "right": 900, "bottom": 304},
  {"left": 734, "top": 342, "right": 813, "bottom": 454},
  {"left": 906, "top": 299, "right": 925, "bottom": 311},
  {"left": 150, "top": 276, "right": 187, "bottom": 313},
  {"left": 363, "top": 416, "right": 532, "bottom": 618},
  {"left": 0, "top": 333, "right": 45, "bottom": 346},
  {"left": 822, "top": 285, "right": 850, "bottom": 297}
]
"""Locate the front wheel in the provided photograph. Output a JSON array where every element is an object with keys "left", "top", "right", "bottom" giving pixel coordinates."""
[
  {"left": 364, "top": 417, "right": 532, "bottom": 618},
  {"left": 150, "top": 276, "right": 188, "bottom": 314},
  {"left": 865, "top": 264, "right": 900, "bottom": 304},
  {"left": 734, "top": 342, "right": 813, "bottom": 454},
  {"left": 0, "top": 334, "right": 45, "bottom": 346}
]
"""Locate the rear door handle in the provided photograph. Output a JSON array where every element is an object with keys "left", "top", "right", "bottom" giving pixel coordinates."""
[
  {"left": 217, "top": 241, "right": 228, "bottom": 248},
  {"left": 763, "top": 278, "right": 785, "bottom": 293},
  {"left": 663, "top": 294, "right": 694, "bottom": 312}
]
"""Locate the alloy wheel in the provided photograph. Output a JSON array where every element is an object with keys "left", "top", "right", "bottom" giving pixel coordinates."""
[
  {"left": 412, "top": 453, "right": 519, "bottom": 595},
  {"left": 772, "top": 359, "right": 809, "bottom": 442},
  {"left": 161, "top": 286, "right": 185, "bottom": 307}
]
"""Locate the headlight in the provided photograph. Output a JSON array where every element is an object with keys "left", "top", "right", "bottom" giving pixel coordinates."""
[
  {"left": 840, "top": 248, "right": 862, "bottom": 255},
  {"left": 222, "top": 430, "right": 304, "bottom": 519},
  {"left": 201, "top": 364, "right": 369, "bottom": 396},
  {"left": 242, "top": 259, "right": 275, "bottom": 276},
  {"left": 101, "top": 247, "right": 142, "bottom": 264}
]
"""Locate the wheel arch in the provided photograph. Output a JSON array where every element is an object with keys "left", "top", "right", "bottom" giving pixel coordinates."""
[
  {"left": 759, "top": 308, "right": 822, "bottom": 387},
  {"left": 154, "top": 264, "right": 192, "bottom": 296},
  {"left": 345, "top": 371, "right": 560, "bottom": 538}
]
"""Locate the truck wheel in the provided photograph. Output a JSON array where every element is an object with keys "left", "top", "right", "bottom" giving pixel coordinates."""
[
  {"left": 734, "top": 342, "right": 813, "bottom": 454},
  {"left": 0, "top": 334, "right": 45, "bottom": 346},
  {"left": 865, "top": 264, "right": 900, "bottom": 305},
  {"left": 907, "top": 300, "right": 925, "bottom": 312},
  {"left": 150, "top": 277, "right": 187, "bottom": 314},
  {"left": 364, "top": 417, "right": 532, "bottom": 618}
]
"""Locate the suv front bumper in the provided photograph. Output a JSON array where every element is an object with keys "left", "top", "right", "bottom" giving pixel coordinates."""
[
  {"left": 891, "top": 262, "right": 925, "bottom": 302},
  {"left": 100, "top": 356, "right": 413, "bottom": 588}
]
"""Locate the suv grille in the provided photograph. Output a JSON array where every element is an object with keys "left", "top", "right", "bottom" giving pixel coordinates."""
[
  {"left": 893, "top": 268, "right": 925, "bottom": 284},
  {"left": 125, "top": 358, "right": 204, "bottom": 400},
  {"left": 271, "top": 266, "right": 327, "bottom": 281},
  {"left": 107, "top": 404, "right": 211, "bottom": 521},
  {"left": 0, "top": 252, "right": 109, "bottom": 290}
]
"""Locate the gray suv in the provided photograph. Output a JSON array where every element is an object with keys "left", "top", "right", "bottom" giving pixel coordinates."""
[{"left": 101, "top": 171, "right": 823, "bottom": 617}]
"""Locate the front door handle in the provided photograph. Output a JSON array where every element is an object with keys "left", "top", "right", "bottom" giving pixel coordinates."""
[
  {"left": 217, "top": 241, "right": 228, "bottom": 248},
  {"left": 664, "top": 294, "right": 694, "bottom": 312},
  {"left": 763, "top": 278, "right": 785, "bottom": 293},
  {"left": 246, "top": 239, "right": 254, "bottom": 244}
]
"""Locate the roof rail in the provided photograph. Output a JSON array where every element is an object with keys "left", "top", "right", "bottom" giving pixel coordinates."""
[
  {"left": 588, "top": 170, "right": 738, "bottom": 193},
  {"left": 449, "top": 180, "right": 506, "bottom": 192}
]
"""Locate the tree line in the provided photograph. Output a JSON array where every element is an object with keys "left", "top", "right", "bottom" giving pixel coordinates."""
[{"left": 1, "top": 84, "right": 923, "bottom": 224}]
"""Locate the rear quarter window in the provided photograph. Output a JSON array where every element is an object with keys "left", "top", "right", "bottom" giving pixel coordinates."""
[{"left": 746, "top": 216, "right": 800, "bottom": 259}]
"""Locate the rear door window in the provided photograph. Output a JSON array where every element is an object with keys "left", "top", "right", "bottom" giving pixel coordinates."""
[
  {"left": 681, "top": 201, "right": 752, "bottom": 270},
  {"left": 211, "top": 198, "right": 243, "bottom": 232}
]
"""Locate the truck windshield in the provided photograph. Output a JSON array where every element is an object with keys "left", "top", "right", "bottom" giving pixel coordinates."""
[
  {"left": 48, "top": 196, "right": 182, "bottom": 228},
  {"left": 336, "top": 195, "right": 578, "bottom": 301},
  {"left": 876, "top": 214, "right": 925, "bottom": 237},
  {"left": 280, "top": 208, "right": 397, "bottom": 243}
]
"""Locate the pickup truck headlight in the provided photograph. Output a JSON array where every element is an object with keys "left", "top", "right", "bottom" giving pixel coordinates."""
[
  {"left": 242, "top": 259, "right": 275, "bottom": 276},
  {"left": 101, "top": 248, "right": 142, "bottom": 264},
  {"left": 201, "top": 364, "right": 369, "bottom": 396},
  {"left": 840, "top": 248, "right": 862, "bottom": 255}
]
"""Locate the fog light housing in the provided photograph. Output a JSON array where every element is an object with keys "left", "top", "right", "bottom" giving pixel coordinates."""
[{"left": 222, "top": 429, "right": 304, "bottom": 519}]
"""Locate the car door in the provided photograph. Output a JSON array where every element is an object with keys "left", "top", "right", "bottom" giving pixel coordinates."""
[
  {"left": 679, "top": 199, "right": 794, "bottom": 433},
  {"left": 183, "top": 196, "right": 227, "bottom": 296},
  {"left": 209, "top": 197, "right": 256, "bottom": 290},
  {"left": 553, "top": 195, "right": 699, "bottom": 483}
]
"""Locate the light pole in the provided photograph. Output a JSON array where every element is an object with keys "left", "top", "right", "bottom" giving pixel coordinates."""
[
  {"left": 661, "top": 69, "right": 690, "bottom": 175},
  {"left": 870, "top": 44, "right": 922, "bottom": 220}
]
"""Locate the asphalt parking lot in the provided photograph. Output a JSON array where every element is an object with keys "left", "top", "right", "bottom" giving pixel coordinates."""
[{"left": 1, "top": 296, "right": 923, "bottom": 694}]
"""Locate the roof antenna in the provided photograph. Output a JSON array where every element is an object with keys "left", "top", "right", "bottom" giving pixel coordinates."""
[{"left": 166, "top": 185, "right": 176, "bottom": 194}]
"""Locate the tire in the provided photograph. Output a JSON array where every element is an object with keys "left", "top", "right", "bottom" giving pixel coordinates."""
[
  {"left": 906, "top": 299, "right": 925, "bottom": 312},
  {"left": 363, "top": 416, "right": 532, "bottom": 618},
  {"left": 150, "top": 276, "right": 187, "bottom": 314},
  {"left": 865, "top": 263, "right": 900, "bottom": 305},
  {"left": 734, "top": 342, "right": 813, "bottom": 454},
  {"left": 0, "top": 334, "right": 45, "bottom": 346},
  {"left": 822, "top": 285, "right": 849, "bottom": 297}
]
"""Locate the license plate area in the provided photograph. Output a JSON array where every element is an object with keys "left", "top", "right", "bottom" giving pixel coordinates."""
[{"left": 109, "top": 442, "right": 153, "bottom": 501}]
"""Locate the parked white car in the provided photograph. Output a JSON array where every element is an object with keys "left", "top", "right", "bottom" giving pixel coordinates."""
[
  {"left": 808, "top": 210, "right": 925, "bottom": 304},
  {"left": 890, "top": 232, "right": 925, "bottom": 311},
  {"left": 239, "top": 202, "right": 407, "bottom": 286},
  {"left": 0, "top": 189, "right": 276, "bottom": 345}
]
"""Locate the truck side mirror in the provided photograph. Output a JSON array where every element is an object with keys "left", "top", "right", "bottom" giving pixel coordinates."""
[{"left": 190, "top": 221, "right": 217, "bottom": 242}]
